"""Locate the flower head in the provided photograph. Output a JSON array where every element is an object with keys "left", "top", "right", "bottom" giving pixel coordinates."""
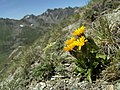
[
  {"left": 72, "top": 26, "right": 85, "bottom": 36},
  {"left": 76, "top": 36, "right": 87, "bottom": 50},
  {"left": 65, "top": 37, "right": 76, "bottom": 45},
  {"left": 64, "top": 37, "right": 76, "bottom": 51},
  {"left": 64, "top": 26, "right": 87, "bottom": 51},
  {"left": 63, "top": 43, "right": 76, "bottom": 51}
]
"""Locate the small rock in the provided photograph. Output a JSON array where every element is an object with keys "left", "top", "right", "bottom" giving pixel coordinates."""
[
  {"left": 51, "top": 77, "right": 56, "bottom": 81},
  {"left": 64, "top": 63, "right": 70, "bottom": 67},
  {"left": 52, "top": 75, "right": 66, "bottom": 78},
  {"left": 40, "top": 82, "right": 46, "bottom": 90},
  {"left": 106, "top": 85, "right": 114, "bottom": 90}
]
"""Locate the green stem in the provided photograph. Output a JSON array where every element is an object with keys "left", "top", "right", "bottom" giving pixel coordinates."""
[{"left": 87, "top": 69, "right": 92, "bottom": 83}]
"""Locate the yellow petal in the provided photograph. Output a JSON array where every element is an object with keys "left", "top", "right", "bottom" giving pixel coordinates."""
[{"left": 65, "top": 37, "right": 76, "bottom": 45}]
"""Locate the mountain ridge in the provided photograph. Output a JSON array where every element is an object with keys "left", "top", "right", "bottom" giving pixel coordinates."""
[{"left": 0, "top": 7, "right": 78, "bottom": 51}]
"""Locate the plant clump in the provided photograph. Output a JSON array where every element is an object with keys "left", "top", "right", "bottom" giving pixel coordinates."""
[{"left": 63, "top": 26, "right": 108, "bottom": 82}]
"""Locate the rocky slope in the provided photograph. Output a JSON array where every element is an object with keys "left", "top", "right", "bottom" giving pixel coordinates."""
[
  {"left": 0, "top": 0, "right": 120, "bottom": 90},
  {"left": 0, "top": 7, "right": 78, "bottom": 71}
]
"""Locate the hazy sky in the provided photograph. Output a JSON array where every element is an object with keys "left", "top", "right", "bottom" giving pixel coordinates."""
[{"left": 0, "top": 0, "right": 90, "bottom": 19}]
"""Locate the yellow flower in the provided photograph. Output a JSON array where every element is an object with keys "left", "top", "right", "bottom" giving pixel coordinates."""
[
  {"left": 65, "top": 37, "right": 76, "bottom": 45},
  {"left": 63, "top": 43, "right": 75, "bottom": 51},
  {"left": 64, "top": 33, "right": 87, "bottom": 51},
  {"left": 79, "top": 36, "right": 87, "bottom": 43},
  {"left": 63, "top": 46, "right": 69, "bottom": 51},
  {"left": 76, "top": 36, "right": 87, "bottom": 50},
  {"left": 64, "top": 39, "right": 77, "bottom": 51},
  {"left": 72, "top": 26, "right": 85, "bottom": 36}
]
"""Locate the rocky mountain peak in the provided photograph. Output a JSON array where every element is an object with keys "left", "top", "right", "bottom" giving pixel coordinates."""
[{"left": 21, "top": 7, "right": 78, "bottom": 25}]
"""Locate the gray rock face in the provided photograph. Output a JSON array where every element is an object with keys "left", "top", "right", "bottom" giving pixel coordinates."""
[{"left": 22, "top": 7, "right": 78, "bottom": 26}]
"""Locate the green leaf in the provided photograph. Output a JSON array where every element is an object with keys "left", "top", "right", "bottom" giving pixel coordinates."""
[
  {"left": 90, "top": 49, "right": 98, "bottom": 53},
  {"left": 93, "top": 62, "right": 99, "bottom": 68},
  {"left": 77, "top": 67, "right": 86, "bottom": 74},
  {"left": 96, "top": 53, "right": 106, "bottom": 60}
]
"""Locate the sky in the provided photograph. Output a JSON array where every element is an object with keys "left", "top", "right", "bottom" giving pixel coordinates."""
[{"left": 0, "top": 0, "right": 90, "bottom": 19}]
